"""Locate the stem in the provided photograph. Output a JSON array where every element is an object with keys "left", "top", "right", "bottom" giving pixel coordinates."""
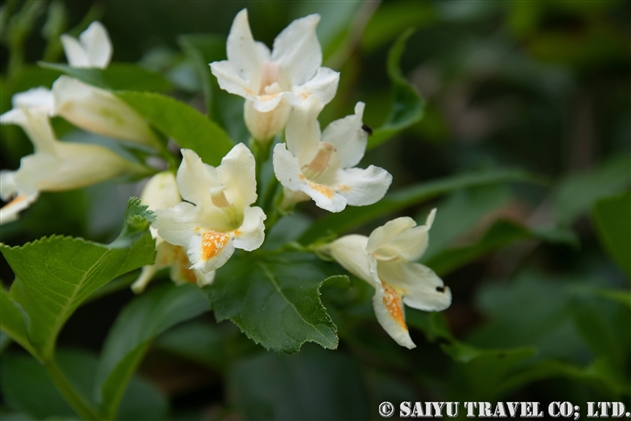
[
  {"left": 44, "top": 359, "right": 102, "bottom": 421},
  {"left": 250, "top": 137, "right": 272, "bottom": 190}
]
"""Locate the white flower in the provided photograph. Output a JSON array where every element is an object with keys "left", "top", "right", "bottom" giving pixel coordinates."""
[
  {"left": 51, "top": 76, "right": 159, "bottom": 148},
  {"left": 154, "top": 144, "right": 266, "bottom": 275},
  {"left": 321, "top": 210, "right": 451, "bottom": 349},
  {"left": 132, "top": 172, "right": 215, "bottom": 293},
  {"left": 61, "top": 21, "right": 112, "bottom": 69},
  {"left": 0, "top": 88, "right": 54, "bottom": 126},
  {"left": 210, "top": 9, "right": 339, "bottom": 142},
  {"left": 273, "top": 98, "right": 392, "bottom": 213},
  {"left": 0, "top": 109, "right": 147, "bottom": 225}
]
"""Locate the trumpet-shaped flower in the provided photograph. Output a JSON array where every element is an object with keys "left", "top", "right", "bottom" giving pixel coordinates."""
[
  {"left": 210, "top": 9, "right": 339, "bottom": 142},
  {"left": 0, "top": 87, "right": 54, "bottom": 126},
  {"left": 154, "top": 145, "right": 266, "bottom": 275},
  {"left": 51, "top": 76, "right": 159, "bottom": 148},
  {"left": 273, "top": 98, "right": 392, "bottom": 213},
  {"left": 61, "top": 21, "right": 112, "bottom": 69},
  {"left": 132, "top": 172, "right": 215, "bottom": 293},
  {"left": 320, "top": 210, "right": 451, "bottom": 349},
  {"left": 0, "top": 109, "right": 147, "bottom": 224}
]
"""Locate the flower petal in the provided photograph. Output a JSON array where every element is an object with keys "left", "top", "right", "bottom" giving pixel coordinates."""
[
  {"left": 272, "top": 143, "right": 305, "bottom": 192},
  {"left": 284, "top": 96, "right": 324, "bottom": 163},
  {"left": 244, "top": 98, "right": 291, "bottom": 142},
  {"left": 210, "top": 60, "right": 257, "bottom": 100},
  {"left": 141, "top": 171, "right": 181, "bottom": 211},
  {"left": 217, "top": 143, "right": 257, "bottom": 207},
  {"left": 322, "top": 234, "right": 378, "bottom": 288},
  {"left": 233, "top": 206, "right": 266, "bottom": 251},
  {"left": 251, "top": 91, "right": 287, "bottom": 113},
  {"left": 188, "top": 230, "right": 236, "bottom": 273},
  {"left": 272, "top": 14, "right": 321, "bottom": 88},
  {"left": 322, "top": 102, "right": 367, "bottom": 168},
  {"left": 367, "top": 217, "right": 417, "bottom": 259},
  {"left": 176, "top": 149, "right": 221, "bottom": 206},
  {"left": 291, "top": 67, "right": 340, "bottom": 107},
  {"left": 80, "top": 21, "right": 112, "bottom": 69},
  {"left": 0, "top": 171, "right": 18, "bottom": 201},
  {"left": 61, "top": 34, "right": 90, "bottom": 67},
  {"left": 195, "top": 269, "right": 216, "bottom": 287},
  {"left": 21, "top": 109, "right": 57, "bottom": 154},
  {"left": 0, "top": 192, "right": 39, "bottom": 225},
  {"left": 226, "top": 9, "right": 263, "bottom": 90},
  {"left": 372, "top": 285, "right": 416, "bottom": 349},
  {"left": 334, "top": 165, "right": 392, "bottom": 207},
  {"left": 378, "top": 261, "right": 452, "bottom": 312},
  {"left": 155, "top": 202, "right": 201, "bottom": 247}
]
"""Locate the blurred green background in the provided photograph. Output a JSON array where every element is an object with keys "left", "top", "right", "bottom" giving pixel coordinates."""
[{"left": 1, "top": 0, "right": 629, "bottom": 420}]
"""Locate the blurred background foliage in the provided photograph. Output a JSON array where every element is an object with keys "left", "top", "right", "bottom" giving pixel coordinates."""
[{"left": 0, "top": 0, "right": 629, "bottom": 420}]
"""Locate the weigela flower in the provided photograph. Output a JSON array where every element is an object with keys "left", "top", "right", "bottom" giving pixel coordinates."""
[
  {"left": 132, "top": 172, "right": 215, "bottom": 293},
  {"left": 273, "top": 98, "right": 392, "bottom": 213},
  {"left": 0, "top": 109, "right": 147, "bottom": 225},
  {"left": 320, "top": 210, "right": 452, "bottom": 349},
  {"left": 210, "top": 9, "right": 339, "bottom": 143},
  {"left": 60, "top": 21, "right": 113, "bottom": 69},
  {"left": 0, "top": 88, "right": 54, "bottom": 126},
  {"left": 51, "top": 76, "right": 159, "bottom": 148},
  {"left": 154, "top": 144, "right": 266, "bottom": 275}
]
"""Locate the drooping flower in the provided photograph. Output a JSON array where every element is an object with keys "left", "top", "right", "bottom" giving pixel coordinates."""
[
  {"left": 0, "top": 87, "right": 54, "bottom": 126},
  {"left": 320, "top": 210, "right": 451, "bottom": 348},
  {"left": 51, "top": 76, "right": 159, "bottom": 148},
  {"left": 132, "top": 172, "right": 215, "bottom": 293},
  {"left": 154, "top": 145, "right": 266, "bottom": 275},
  {"left": 273, "top": 97, "right": 392, "bottom": 213},
  {"left": 210, "top": 9, "right": 339, "bottom": 143},
  {"left": 60, "top": 21, "right": 113, "bottom": 69},
  {"left": 0, "top": 109, "right": 148, "bottom": 224}
]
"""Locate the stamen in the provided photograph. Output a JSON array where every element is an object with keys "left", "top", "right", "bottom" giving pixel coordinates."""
[{"left": 302, "top": 142, "right": 336, "bottom": 180}]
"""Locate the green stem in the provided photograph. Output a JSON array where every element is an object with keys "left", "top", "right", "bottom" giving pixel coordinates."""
[{"left": 44, "top": 359, "right": 102, "bottom": 421}]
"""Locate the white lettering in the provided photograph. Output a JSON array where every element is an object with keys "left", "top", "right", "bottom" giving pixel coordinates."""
[
  {"left": 465, "top": 402, "right": 477, "bottom": 418},
  {"left": 492, "top": 402, "right": 507, "bottom": 418},
  {"left": 446, "top": 402, "right": 459, "bottom": 418},
  {"left": 400, "top": 401, "right": 411, "bottom": 418}
]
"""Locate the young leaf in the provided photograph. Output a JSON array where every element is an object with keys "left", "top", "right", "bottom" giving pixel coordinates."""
[
  {"left": 367, "top": 28, "right": 424, "bottom": 150},
  {"left": 0, "top": 198, "right": 155, "bottom": 360},
  {"left": 205, "top": 252, "right": 343, "bottom": 353},
  {"left": 95, "top": 283, "right": 208, "bottom": 420},
  {"left": 116, "top": 91, "right": 234, "bottom": 167},
  {"left": 38, "top": 62, "right": 172, "bottom": 92},
  {"left": 298, "top": 168, "right": 543, "bottom": 244},
  {"left": 592, "top": 192, "right": 631, "bottom": 279}
]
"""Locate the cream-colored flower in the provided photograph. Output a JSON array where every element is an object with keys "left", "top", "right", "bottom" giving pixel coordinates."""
[
  {"left": 0, "top": 88, "right": 54, "bottom": 126},
  {"left": 210, "top": 9, "right": 339, "bottom": 143},
  {"left": 0, "top": 109, "right": 147, "bottom": 225},
  {"left": 61, "top": 21, "right": 112, "bottom": 69},
  {"left": 321, "top": 210, "right": 451, "bottom": 349},
  {"left": 273, "top": 98, "right": 392, "bottom": 213},
  {"left": 132, "top": 172, "right": 215, "bottom": 293},
  {"left": 154, "top": 145, "right": 266, "bottom": 275}
]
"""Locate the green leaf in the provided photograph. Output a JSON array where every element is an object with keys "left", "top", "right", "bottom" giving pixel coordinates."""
[
  {"left": 0, "top": 287, "right": 36, "bottom": 358},
  {"left": 0, "top": 349, "right": 168, "bottom": 421},
  {"left": 555, "top": 154, "right": 630, "bottom": 226},
  {"left": 228, "top": 345, "right": 370, "bottom": 420},
  {"left": 367, "top": 28, "right": 424, "bottom": 150},
  {"left": 592, "top": 192, "right": 631, "bottom": 279},
  {"left": 38, "top": 62, "right": 172, "bottom": 92},
  {"left": 424, "top": 220, "right": 577, "bottom": 276},
  {"left": 205, "top": 252, "right": 341, "bottom": 353},
  {"left": 298, "top": 168, "right": 543, "bottom": 245},
  {"left": 1, "top": 198, "right": 155, "bottom": 360},
  {"left": 96, "top": 283, "right": 208, "bottom": 419},
  {"left": 116, "top": 91, "right": 234, "bottom": 166}
]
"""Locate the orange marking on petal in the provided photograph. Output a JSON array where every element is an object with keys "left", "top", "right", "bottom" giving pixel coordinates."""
[
  {"left": 234, "top": 230, "right": 242, "bottom": 237},
  {"left": 308, "top": 182, "right": 334, "bottom": 199},
  {"left": 6, "top": 195, "right": 26, "bottom": 206},
  {"left": 299, "top": 174, "right": 305, "bottom": 180},
  {"left": 201, "top": 230, "right": 230, "bottom": 261},
  {"left": 259, "top": 93, "right": 279, "bottom": 102},
  {"left": 173, "top": 246, "right": 197, "bottom": 283},
  {"left": 337, "top": 184, "right": 351, "bottom": 193},
  {"left": 300, "top": 92, "right": 311, "bottom": 100},
  {"left": 382, "top": 282, "right": 407, "bottom": 330}
]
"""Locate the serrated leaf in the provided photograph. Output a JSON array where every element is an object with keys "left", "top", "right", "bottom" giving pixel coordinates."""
[
  {"left": 0, "top": 198, "right": 155, "bottom": 360},
  {"left": 116, "top": 91, "right": 234, "bottom": 166},
  {"left": 96, "top": 283, "right": 208, "bottom": 419},
  {"left": 38, "top": 62, "right": 172, "bottom": 92},
  {"left": 367, "top": 28, "right": 425, "bottom": 150},
  {"left": 0, "top": 287, "right": 35, "bottom": 357},
  {"left": 592, "top": 192, "right": 631, "bottom": 279},
  {"left": 205, "top": 252, "right": 341, "bottom": 353},
  {"left": 298, "top": 168, "right": 544, "bottom": 245}
]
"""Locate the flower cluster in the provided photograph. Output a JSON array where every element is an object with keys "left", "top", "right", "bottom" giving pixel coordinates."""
[{"left": 1, "top": 10, "right": 450, "bottom": 348}]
